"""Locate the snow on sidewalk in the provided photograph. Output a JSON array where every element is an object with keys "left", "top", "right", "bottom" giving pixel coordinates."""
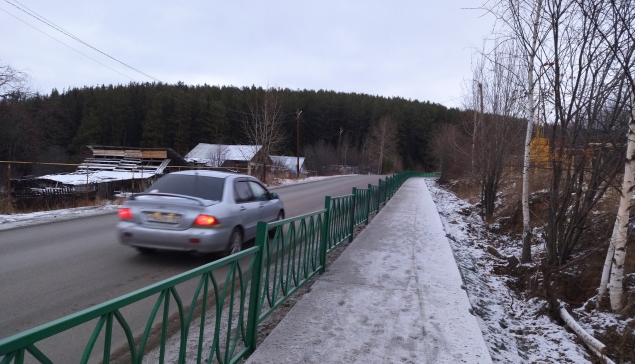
[{"left": 246, "top": 178, "right": 492, "bottom": 364}]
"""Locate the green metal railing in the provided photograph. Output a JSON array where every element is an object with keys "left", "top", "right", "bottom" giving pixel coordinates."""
[
  {"left": 352, "top": 187, "right": 371, "bottom": 228},
  {"left": 324, "top": 194, "right": 354, "bottom": 252},
  {"left": 0, "top": 170, "right": 434, "bottom": 364},
  {"left": 256, "top": 210, "right": 326, "bottom": 324},
  {"left": 0, "top": 248, "right": 259, "bottom": 364}
]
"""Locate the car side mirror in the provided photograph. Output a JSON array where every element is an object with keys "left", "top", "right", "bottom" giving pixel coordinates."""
[{"left": 270, "top": 192, "right": 279, "bottom": 200}]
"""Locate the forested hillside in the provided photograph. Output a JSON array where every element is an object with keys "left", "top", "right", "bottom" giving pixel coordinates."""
[{"left": 0, "top": 82, "right": 460, "bottom": 175}]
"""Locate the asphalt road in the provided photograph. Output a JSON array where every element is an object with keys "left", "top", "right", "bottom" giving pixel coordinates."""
[{"left": 0, "top": 175, "right": 383, "bottom": 362}]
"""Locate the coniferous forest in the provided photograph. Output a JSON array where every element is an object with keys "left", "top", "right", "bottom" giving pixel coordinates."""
[{"left": 0, "top": 82, "right": 461, "bottom": 176}]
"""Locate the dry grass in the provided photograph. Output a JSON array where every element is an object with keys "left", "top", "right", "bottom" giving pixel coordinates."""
[
  {"left": 0, "top": 197, "right": 15, "bottom": 214},
  {"left": 448, "top": 165, "right": 635, "bottom": 363}
]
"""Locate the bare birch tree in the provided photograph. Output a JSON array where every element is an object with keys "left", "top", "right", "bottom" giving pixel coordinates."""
[
  {"left": 0, "top": 62, "right": 31, "bottom": 100},
  {"left": 521, "top": 1, "right": 632, "bottom": 318},
  {"left": 579, "top": 0, "right": 635, "bottom": 310},
  {"left": 242, "top": 88, "right": 287, "bottom": 181},
  {"left": 485, "top": 0, "right": 548, "bottom": 262},
  {"left": 469, "top": 44, "right": 526, "bottom": 218},
  {"left": 367, "top": 115, "right": 399, "bottom": 174},
  {"left": 205, "top": 144, "right": 229, "bottom": 168},
  {"left": 432, "top": 123, "right": 471, "bottom": 183},
  {"left": 304, "top": 140, "right": 337, "bottom": 176}
]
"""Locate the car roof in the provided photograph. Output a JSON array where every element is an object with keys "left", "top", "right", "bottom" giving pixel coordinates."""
[{"left": 167, "top": 170, "right": 253, "bottom": 179}]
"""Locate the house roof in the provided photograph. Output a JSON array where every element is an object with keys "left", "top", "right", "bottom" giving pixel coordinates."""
[
  {"left": 271, "top": 156, "right": 305, "bottom": 172},
  {"left": 35, "top": 169, "right": 160, "bottom": 186},
  {"left": 87, "top": 145, "right": 190, "bottom": 166},
  {"left": 185, "top": 144, "right": 262, "bottom": 165}
]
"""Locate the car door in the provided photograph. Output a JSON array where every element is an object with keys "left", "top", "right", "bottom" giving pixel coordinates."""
[
  {"left": 248, "top": 180, "right": 278, "bottom": 223},
  {"left": 233, "top": 179, "right": 260, "bottom": 240}
]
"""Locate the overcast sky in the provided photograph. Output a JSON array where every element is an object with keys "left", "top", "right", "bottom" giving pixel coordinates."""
[{"left": 1, "top": 1, "right": 494, "bottom": 108}]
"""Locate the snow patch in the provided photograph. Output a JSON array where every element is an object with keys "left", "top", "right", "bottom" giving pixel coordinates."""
[{"left": 427, "top": 180, "right": 591, "bottom": 363}]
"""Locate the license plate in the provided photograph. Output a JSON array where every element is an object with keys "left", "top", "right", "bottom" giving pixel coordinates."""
[{"left": 145, "top": 212, "right": 181, "bottom": 224}]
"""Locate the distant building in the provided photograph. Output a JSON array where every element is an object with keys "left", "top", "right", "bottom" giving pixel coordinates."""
[
  {"left": 270, "top": 155, "right": 306, "bottom": 175},
  {"left": 184, "top": 143, "right": 272, "bottom": 173},
  {"left": 15, "top": 146, "right": 189, "bottom": 200}
]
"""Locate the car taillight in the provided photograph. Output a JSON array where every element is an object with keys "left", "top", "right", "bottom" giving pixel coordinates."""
[
  {"left": 118, "top": 208, "right": 133, "bottom": 220},
  {"left": 193, "top": 214, "right": 220, "bottom": 227}
]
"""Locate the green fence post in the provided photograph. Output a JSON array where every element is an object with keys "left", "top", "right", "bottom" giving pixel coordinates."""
[
  {"left": 349, "top": 188, "right": 356, "bottom": 242},
  {"left": 375, "top": 183, "right": 380, "bottom": 212},
  {"left": 382, "top": 179, "right": 386, "bottom": 205},
  {"left": 319, "top": 196, "right": 331, "bottom": 274},
  {"left": 383, "top": 178, "right": 387, "bottom": 203},
  {"left": 366, "top": 184, "right": 372, "bottom": 224},
  {"left": 246, "top": 222, "right": 267, "bottom": 355}
]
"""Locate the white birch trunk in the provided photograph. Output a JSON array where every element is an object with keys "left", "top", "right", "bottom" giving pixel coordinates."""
[
  {"left": 598, "top": 223, "right": 617, "bottom": 301},
  {"left": 558, "top": 301, "right": 615, "bottom": 364},
  {"left": 608, "top": 91, "right": 635, "bottom": 311},
  {"left": 521, "top": 0, "right": 543, "bottom": 263}
]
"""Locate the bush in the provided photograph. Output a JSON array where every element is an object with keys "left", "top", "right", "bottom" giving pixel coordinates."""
[{"left": 0, "top": 197, "right": 15, "bottom": 214}]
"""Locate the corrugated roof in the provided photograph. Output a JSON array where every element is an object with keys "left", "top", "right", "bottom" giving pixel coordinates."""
[
  {"left": 37, "top": 170, "right": 160, "bottom": 186},
  {"left": 185, "top": 144, "right": 262, "bottom": 165},
  {"left": 271, "top": 156, "right": 305, "bottom": 172}
]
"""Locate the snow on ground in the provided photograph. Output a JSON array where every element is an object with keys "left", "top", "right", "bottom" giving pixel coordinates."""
[
  {"left": 427, "top": 180, "right": 592, "bottom": 363},
  {"left": 0, "top": 203, "right": 120, "bottom": 231},
  {"left": 272, "top": 175, "right": 348, "bottom": 186},
  {"left": 2, "top": 176, "right": 599, "bottom": 362}
]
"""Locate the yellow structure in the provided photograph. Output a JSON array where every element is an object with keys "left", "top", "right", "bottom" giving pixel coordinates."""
[{"left": 530, "top": 137, "right": 550, "bottom": 166}]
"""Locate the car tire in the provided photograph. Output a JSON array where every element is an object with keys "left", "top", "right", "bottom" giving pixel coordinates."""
[
  {"left": 227, "top": 228, "right": 243, "bottom": 256},
  {"left": 136, "top": 247, "right": 157, "bottom": 254},
  {"left": 269, "top": 211, "right": 284, "bottom": 238}
]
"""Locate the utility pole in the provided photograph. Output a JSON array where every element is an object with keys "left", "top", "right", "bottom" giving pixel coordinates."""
[
  {"left": 337, "top": 127, "right": 343, "bottom": 172},
  {"left": 296, "top": 110, "right": 302, "bottom": 179}
]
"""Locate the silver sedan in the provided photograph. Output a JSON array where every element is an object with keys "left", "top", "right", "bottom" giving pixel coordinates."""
[{"left": 117, "top": 170, "right": 285, "bottom": 255}]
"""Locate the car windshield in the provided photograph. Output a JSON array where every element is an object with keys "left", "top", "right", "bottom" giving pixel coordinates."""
[{"left": 146, "top": 174, "right": 225, "bottom": 201}]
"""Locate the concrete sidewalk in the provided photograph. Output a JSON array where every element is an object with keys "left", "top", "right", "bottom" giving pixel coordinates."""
[{"left": 246, "top": 178, "right": 493, "bottom": 364}]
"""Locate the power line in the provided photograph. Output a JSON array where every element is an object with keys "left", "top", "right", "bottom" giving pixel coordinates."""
[
  {"left": 6, "top": 0, "right": 159, "bottom": 82},
  {"left": 0, "top": 7, "right": 135, "bottom": 82},
  {"left": 1, "top": 5, "right": 254, "bottom": 125},
  {"left": 3, "top": 0, "right": 296, "bottom": 120}
]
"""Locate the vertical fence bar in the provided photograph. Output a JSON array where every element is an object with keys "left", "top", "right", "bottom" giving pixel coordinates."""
[
  {"left": 366, "top": 184, "right": 372, "bottom": 224},
  {"left": 379, "top": 179, "right": 384, "bottom": 206},
  {"left": 246, "top": 222, "right": 267, "bottom": 355},
  {"left": 382, "top": 179, "right": 386, "bottom": 204},
  {"left": 319, "top": 196, "right": 331, "bottom": 274},
  {"left": 103, "top": 313, "right": 113, "bottom": 364},
  {"left": 349, "top": 188, "right": 356, "bottom": 242}
]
